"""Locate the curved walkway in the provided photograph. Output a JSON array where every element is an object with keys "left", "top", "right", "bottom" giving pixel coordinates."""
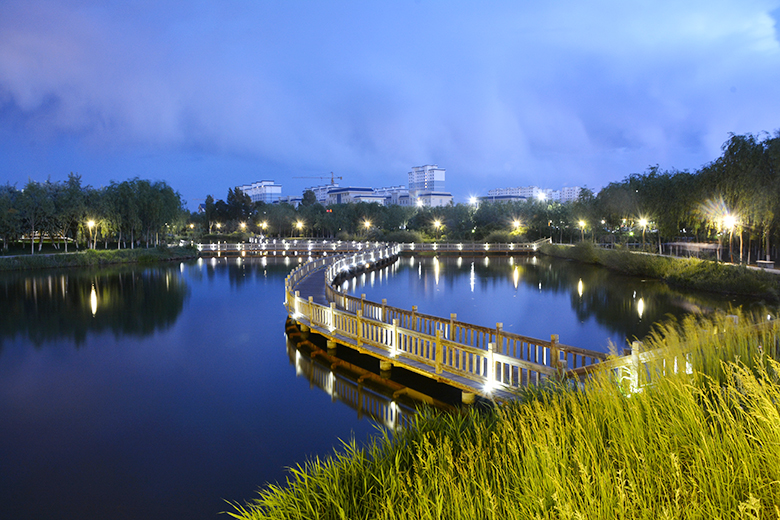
[{"left": 285, "top": 243, "right": 606, "bottom": 402}]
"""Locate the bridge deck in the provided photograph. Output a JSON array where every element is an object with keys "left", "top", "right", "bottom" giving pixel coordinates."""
[{"left": 292, "top": 266, "right": 519, "bottom": 402}]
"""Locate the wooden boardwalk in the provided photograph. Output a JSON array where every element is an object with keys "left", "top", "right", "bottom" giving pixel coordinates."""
[{"left": 285, "top": 243, "right": 608, "bottom": 403}]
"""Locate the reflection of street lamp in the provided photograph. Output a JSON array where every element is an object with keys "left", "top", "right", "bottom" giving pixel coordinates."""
[
  {"left": 578, "top": 220, "right": 586, "bottom": 242},
  {"left": 87, "top": 220, "right": 95, "bottom": 249},
  {"left": 638, "top": 218, "right": 648, "bottom": 248}
]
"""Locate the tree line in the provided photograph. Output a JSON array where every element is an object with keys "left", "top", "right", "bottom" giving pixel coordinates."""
[
  {"left": 0, "top": 173, "right": 184, "bottom": 253},
  {"left": 4, "top": 131, "right": 778, "bottom": 262},
  {"left": 194, "top": 132, "right": 780, "bottom": 263}
]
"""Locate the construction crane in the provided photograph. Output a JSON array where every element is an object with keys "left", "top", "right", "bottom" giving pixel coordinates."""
[{"left": 293, "top": 172, "right": 343, "bottom": 185}]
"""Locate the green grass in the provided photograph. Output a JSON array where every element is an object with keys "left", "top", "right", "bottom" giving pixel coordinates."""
[
  {"left": 0, "top": 245, "right": 197, "bottom": 271},
  {"left": 540, "top": 242, "right": 780, "bottom": 301},
  {"left": 229, "top": 313, "right": 780, "bottom": 519}
]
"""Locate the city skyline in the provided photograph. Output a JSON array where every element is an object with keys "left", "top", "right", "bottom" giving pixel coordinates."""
[{"left": 2, "top": 1, "right": 779, "bottom": 208}]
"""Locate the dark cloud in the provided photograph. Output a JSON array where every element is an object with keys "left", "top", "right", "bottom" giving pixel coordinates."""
[{"left": 1, "top": 0, "right": 779, "bottom": 203}]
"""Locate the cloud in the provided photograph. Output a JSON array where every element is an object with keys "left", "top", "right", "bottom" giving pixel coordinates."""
[{"left": 1, "top": 0, "right": 779, "bottom": 201}]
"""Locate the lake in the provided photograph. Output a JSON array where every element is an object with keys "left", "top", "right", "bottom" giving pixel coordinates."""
[{"left": 0, "top": 253, "right": 772, "bottom": 519}]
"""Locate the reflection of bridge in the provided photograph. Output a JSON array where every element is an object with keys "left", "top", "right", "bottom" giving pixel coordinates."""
[
  {"left": 284, "top": 241, "right": 608, "bottom": 403},
  {"left": 286, "top": 322, "right": 455, "bottom": 430}
]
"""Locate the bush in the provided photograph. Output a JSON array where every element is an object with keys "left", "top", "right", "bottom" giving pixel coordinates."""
[{"left": 384, "top": 230, "right": 424, "bottom": 243}]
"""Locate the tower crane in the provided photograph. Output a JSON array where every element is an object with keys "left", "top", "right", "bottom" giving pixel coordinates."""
[{"left": 293, "top": 172, "right": 343, "bottom": 185}]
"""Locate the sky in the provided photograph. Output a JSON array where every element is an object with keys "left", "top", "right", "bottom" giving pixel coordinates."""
[{"left": 1, "top": 0, "right": 780, "bottom": 209}]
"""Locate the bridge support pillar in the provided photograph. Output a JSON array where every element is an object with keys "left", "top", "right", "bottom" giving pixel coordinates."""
[
  {"left": 461, "top": 392, "right": 476, "bottom": 405},
  {"left": 380, "top": 360, "right": 393, "bottom": 372},
  {"left": 327, "top": 340, "right": 337, "bottom": 353},
  {"left": 299, "top": 324, "right": 310, "bottom": 339}
]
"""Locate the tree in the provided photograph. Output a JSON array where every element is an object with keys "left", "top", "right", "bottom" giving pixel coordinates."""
[
  {"left": 18, "top": 180, "right": 54, "bottom": 254},
  {"left": 301, "top": 190, "right": 318, "bottom": 207}
]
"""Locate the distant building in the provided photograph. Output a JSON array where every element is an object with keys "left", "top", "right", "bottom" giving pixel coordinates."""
[
  {"left": 326, "top": 187, "right": 386, "bottom": 205},
  {"left": 237, "top": 180, "right": 282, "bottom": 204},
  {"left": 372, "top": 185, "right": 409, "bottom": 206},
  {"left": 408, "top": 165, "right": 453, "bottom": 207},
  {"left": 304, "top": 183, "right": 340, "bottom": 204},
  {"left": 486, "top": 185, "right": 582, "bottom": 204},
  {"left": 277, "top": 195, "right": 302, "bottom": 208}
]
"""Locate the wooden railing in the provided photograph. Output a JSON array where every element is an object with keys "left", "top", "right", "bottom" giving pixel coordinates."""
[
  {"left": 285, "top": 243, "right": 608, "bottom": 398},
  {"left": 197, "top": 239, "right": 384, "bottom": 255}
]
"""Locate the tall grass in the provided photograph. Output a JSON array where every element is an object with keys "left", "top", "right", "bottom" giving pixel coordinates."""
[
  {"left": 541, "top": 242, "right": 780, "bottom": 301},
  {"left": 230, "top": 313, "right": 780, "bottom": 519}
]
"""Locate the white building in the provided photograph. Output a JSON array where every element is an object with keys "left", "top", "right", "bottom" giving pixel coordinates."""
[
  {"left": 326, "top": 187, "right": 386, "bottom": 205},
  {"left": 304, "top": 183, "right": 340, "bottom": 204},
  {"left": 237, "top": 180, "right": 282, "bottom": 204},
  {"left": 487, "top": 185, "right": 582, "bottom": 203},
  {"left": 408, "top": 165, "right": 452, "bottom": 207},
  {"left": 372, "top": 185, "right": 409, "bottom": 206}
]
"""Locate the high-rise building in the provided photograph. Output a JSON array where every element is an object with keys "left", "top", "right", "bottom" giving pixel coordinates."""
[
  {"left": 237, "top": 180, "right": 282, "bottom": 204},
  {"left": 408, "top": 165, "right": 452, "bottom": 207}
]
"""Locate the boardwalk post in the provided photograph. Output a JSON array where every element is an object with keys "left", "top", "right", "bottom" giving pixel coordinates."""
[
  {"left": 294, "top": 290, "right": 300, "bottom": 318},
  {"left": 496, "top": 323, "right": 503, "bottom": 355},
  {"left": 488, "top": 342, "right": 496, "bottom": 386},
  {"left": 391, "top": 319, "right": 399, "bottom": 356},
  {"left": 361, "top": 293, "right": 366, "bottom": 314},
  {"left": 382, "top": 298, "right": 387, "bottom": 322},
  {"left": 411, "top": 305, "right": 418, "bottom": 331},
  {"left": 551, "top": 334, "right": 561, "bottom": 374},
  {"left": 449, "top": 313, "right": 457, "bottom": 340},
  {"left": 308, "top": 296, "right": 314, "bottom": 326},
  {"left": 435, "top": 329, "right": 443, "bottom": 374},
  {"left": 330, "top": 302, "right": 336, "bottom": 331},
  {"left": 356, "top": 310, "right": 363, "bottom": 347}
]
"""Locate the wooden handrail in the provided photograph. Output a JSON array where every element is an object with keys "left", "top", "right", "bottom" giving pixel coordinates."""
[{"left": 285, "top": 242, "right": 608, "bottom": 397}]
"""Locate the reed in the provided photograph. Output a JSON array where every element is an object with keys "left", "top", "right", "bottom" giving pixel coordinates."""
[{"left": 230, "top": 312, "right": 780, "bottom": 519}]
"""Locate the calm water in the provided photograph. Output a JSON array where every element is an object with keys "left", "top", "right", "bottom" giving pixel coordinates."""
[
  {"left": 344, "top": 254, "right": 774, "bottom": 352},
  {"left": 1, "top": 254, "right": 772, "bottom": 520},
  {"left": 0, "top": 257, "right": 377, "bottom": 520}
]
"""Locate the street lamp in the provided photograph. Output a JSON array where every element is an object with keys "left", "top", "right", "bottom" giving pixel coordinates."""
[
  {"left": 723, "top": 214, "right": 737, "bottom": 263},
  {"left": 512, "top": 219, "right": 521, "bottom": 230},
  {"left": 578, "top": 220, "right": 586, "bottom": 242},
  {"left": 295, "top": 220, "right": 304, "bottom": 237},
  {"left": 363, "top": 219, "right": 371, "bottom": 237},
  {"left": 240, "top": 222, "right": 247, "bottom": 231},
  {"left": 469, "top": 196, "right": 479, "bottom": 206},
  {"left": 433, "top": 219, "right": 442, "bottom": 241},
  {"left": 638, "top": 218, "right": 648, "bottom": 248},
  {"left": 87, "top": 220, "right": 95, "bottom": 249}
]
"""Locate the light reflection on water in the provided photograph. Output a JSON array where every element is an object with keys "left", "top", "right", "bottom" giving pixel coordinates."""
[{"left": 346, "top": 254, "right": 776, "bottom": 353}]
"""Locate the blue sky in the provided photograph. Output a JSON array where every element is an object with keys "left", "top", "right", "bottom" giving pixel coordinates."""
[{"left": 2, "top": 0, "right": 779, "bottom": 209}]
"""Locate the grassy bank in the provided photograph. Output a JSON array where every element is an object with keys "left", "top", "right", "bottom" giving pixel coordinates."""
[
  {"left": 540, "top": 242, "right": 780, "bottom": 301},
  {"left": 0, "top": 245, "right": 198, "bottom": 271},
  {"left": 230, "top": 313, "right": 780, "bottom": 519}
]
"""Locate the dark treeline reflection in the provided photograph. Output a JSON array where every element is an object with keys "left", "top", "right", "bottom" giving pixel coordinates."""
[
  {"left": 354, "top": 255, "right": 774, "bottom": 347},
  {"left": 0, "top": 264, "right": 190, "bottom": 347}
]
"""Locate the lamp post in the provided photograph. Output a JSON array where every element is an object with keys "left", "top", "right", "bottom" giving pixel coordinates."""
[
  {"left": 363, "top": 219, "right": 371, "bottom": 238},
  {"left": 433, "top": 219, "right": 442, "bottom": 241},
  {"left": 87, "top": 220, "right": 95, "bottom": 249},
  {"left": 638, "top": 218, "right": 648, "bottom": 249},
  {"left": 295, "top": 220, "right": 304, "bottom": 237},
  {"left": 578, "top": 220, "right": 586, "bottom": 242},
  {"left": 723, "top": 214, "right": 737, "bottom": 263}
]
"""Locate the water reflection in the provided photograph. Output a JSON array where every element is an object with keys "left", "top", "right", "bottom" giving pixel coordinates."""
[
  {"left": 346, "top": 255, "right": 776, "bottom": 351},
  {"left": 0, "top": 266, "right": 189, "bottom": 347}
]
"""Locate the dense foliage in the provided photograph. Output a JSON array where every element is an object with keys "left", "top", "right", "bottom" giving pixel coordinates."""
[{"left": 0, "top": 173, "right": 185, "bottom": 253}]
